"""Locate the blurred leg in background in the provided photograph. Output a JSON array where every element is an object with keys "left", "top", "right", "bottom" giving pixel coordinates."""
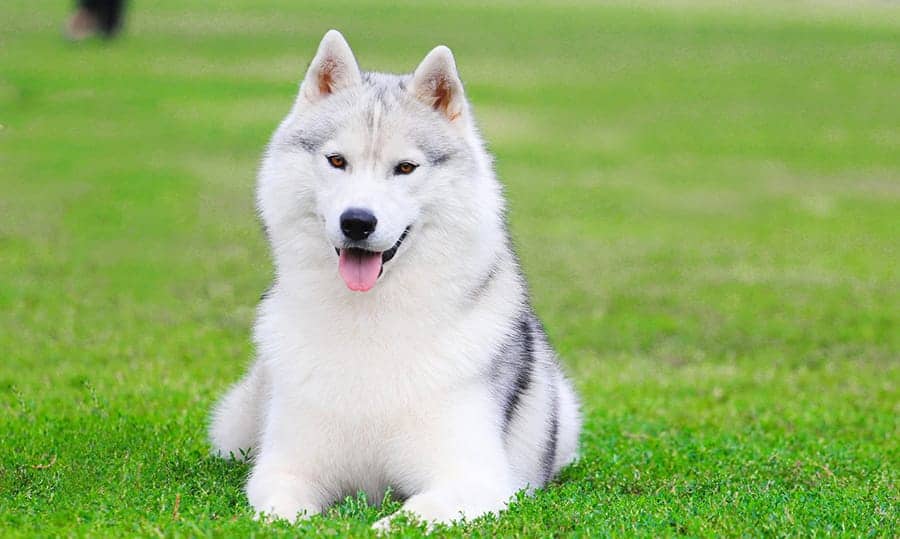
[{"left": 66, "top": 0, "right": 128, "bottom": 40}]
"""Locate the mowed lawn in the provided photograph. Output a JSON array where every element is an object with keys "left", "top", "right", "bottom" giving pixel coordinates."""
[{"left": 1, "top": 1, "right": 898, "bottom": 536}]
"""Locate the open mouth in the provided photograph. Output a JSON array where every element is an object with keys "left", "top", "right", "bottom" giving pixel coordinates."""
[{"left": 335, "top": 227, "right": 409, "bottom": 292}]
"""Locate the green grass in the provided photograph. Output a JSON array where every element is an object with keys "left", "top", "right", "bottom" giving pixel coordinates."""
[{"left": 1, "top": 1, "right": 898, "bottom": 536}]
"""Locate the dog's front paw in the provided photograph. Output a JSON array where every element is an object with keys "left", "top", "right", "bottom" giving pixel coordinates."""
[
  {"left": 372, "top": 510, "right": 434, "bottom": 534},
  {"left": 371, "top": 513, "right": 399, "bottom": 534},
  {"left": 372, "top": 493, "right": 466, "bottom": 533},
  {"left": 251, "top": 492, "right": 319, "bottom": 523},
  {"left": 247, "top": 468, "right": 322, "bottom": 523}
]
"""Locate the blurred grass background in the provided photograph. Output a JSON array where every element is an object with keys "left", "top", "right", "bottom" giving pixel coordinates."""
[{"left": 0, "top": 1, "right": 898, "bottom": 536}]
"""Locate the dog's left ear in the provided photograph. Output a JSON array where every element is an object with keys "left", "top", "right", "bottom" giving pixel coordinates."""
[
  {"left": 298, "top": 29, "right": 362, "bottom": 106},
  {"left": 410, "top": 46, "right": 466, "bottom": 123}
]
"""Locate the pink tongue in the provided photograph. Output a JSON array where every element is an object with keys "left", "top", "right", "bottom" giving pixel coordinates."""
[{"left": 338, "top": 249, "right": 383, "bottom": 292}]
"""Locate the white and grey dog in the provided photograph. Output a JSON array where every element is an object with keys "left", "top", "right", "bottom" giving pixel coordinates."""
[{"left": 209, "top": 30, "right": 581, "bottom": 528}]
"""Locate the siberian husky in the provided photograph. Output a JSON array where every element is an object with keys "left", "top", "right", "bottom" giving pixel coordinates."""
[{"left": 209, "top": 30, "right": 581, "bottom": 528}]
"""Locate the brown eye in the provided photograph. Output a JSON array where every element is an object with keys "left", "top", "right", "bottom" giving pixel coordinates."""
[
  {"left": 395, "top": 161, "right": 418, "bottom": 175},
  {"left": 327, "top": 154, "right": 346, "bottom": 169}
]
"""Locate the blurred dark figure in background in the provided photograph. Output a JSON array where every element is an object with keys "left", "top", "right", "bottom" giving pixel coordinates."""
[{"left": 66, "top": 0, "right": 128, "bottom": 40}]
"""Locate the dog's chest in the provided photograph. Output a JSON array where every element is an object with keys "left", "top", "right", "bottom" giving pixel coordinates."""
[
  {"left": 273, "top": 324, "right": 460, "bottom": 415},
  {"left": 258, "top": 292, "right": 508, "bottom": 489},
  {"left": 266, "top": 335, "right": 454, "bottom": 496}
]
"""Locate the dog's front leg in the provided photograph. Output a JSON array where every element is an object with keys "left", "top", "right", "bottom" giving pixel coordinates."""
[
  {"left": 375, "top": 390, "right": 516, "bottom": 530},
  {"left": 245, "top": 405, "right": 326, "bottom": 522}
]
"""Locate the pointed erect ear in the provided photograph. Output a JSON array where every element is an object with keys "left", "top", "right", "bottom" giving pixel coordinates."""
[
  {"left": 298, "top": 30, "right": 361, "bottom": 105},
  {"left": 409, "top": 46, "right": 466, "bottom": 122}
]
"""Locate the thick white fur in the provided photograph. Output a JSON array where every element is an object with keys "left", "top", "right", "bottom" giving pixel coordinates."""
[{"left": 209, "top": 30, "right": 580, "bottom": 528}]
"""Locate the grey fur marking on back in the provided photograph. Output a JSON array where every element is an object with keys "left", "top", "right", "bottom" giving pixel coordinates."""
[
  {"left": 490, "top": 311, "right": 537, "bottom": 435},
  {"left": 541, "top": 381, "right": 559, "bottom": 483},
  {"left": 489, "top": 306, "right": 565, "bottom": 485}
]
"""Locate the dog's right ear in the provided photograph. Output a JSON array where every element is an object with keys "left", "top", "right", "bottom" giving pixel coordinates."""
[{"left": 297, "top": 30, "right": 361, "bottom": 106}]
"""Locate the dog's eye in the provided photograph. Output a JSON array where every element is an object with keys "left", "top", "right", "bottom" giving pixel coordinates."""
[
  {"left": 394, "top": 161, "right": 418, "bottom": 175},
  {"left": 327, "top": 154, "right": 347, "bottom": 170}
]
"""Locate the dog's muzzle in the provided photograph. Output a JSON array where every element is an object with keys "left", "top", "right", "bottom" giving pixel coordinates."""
[{"left": 334, "top": 226, "right": 410, "bottom": 292}]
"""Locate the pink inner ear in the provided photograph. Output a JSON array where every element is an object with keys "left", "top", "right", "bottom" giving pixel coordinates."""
[
  {"left": 317, "top": 59, "right": 337, "bottom": 95},
  {"left": 433, "top": 78, "right": 451, "bottom": 114},
  {"left": 428, "top": 75, "right": 460, "bottom": 121}
]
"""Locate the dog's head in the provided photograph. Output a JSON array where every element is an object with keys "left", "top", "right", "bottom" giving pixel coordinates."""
[{"left": 259, "top": 30, "right": 500, "bottom": 294}]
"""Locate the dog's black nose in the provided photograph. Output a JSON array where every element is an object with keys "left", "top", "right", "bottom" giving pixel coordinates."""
[{"left": 340, "top": 208, "right": 378, "bottom": 241}]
